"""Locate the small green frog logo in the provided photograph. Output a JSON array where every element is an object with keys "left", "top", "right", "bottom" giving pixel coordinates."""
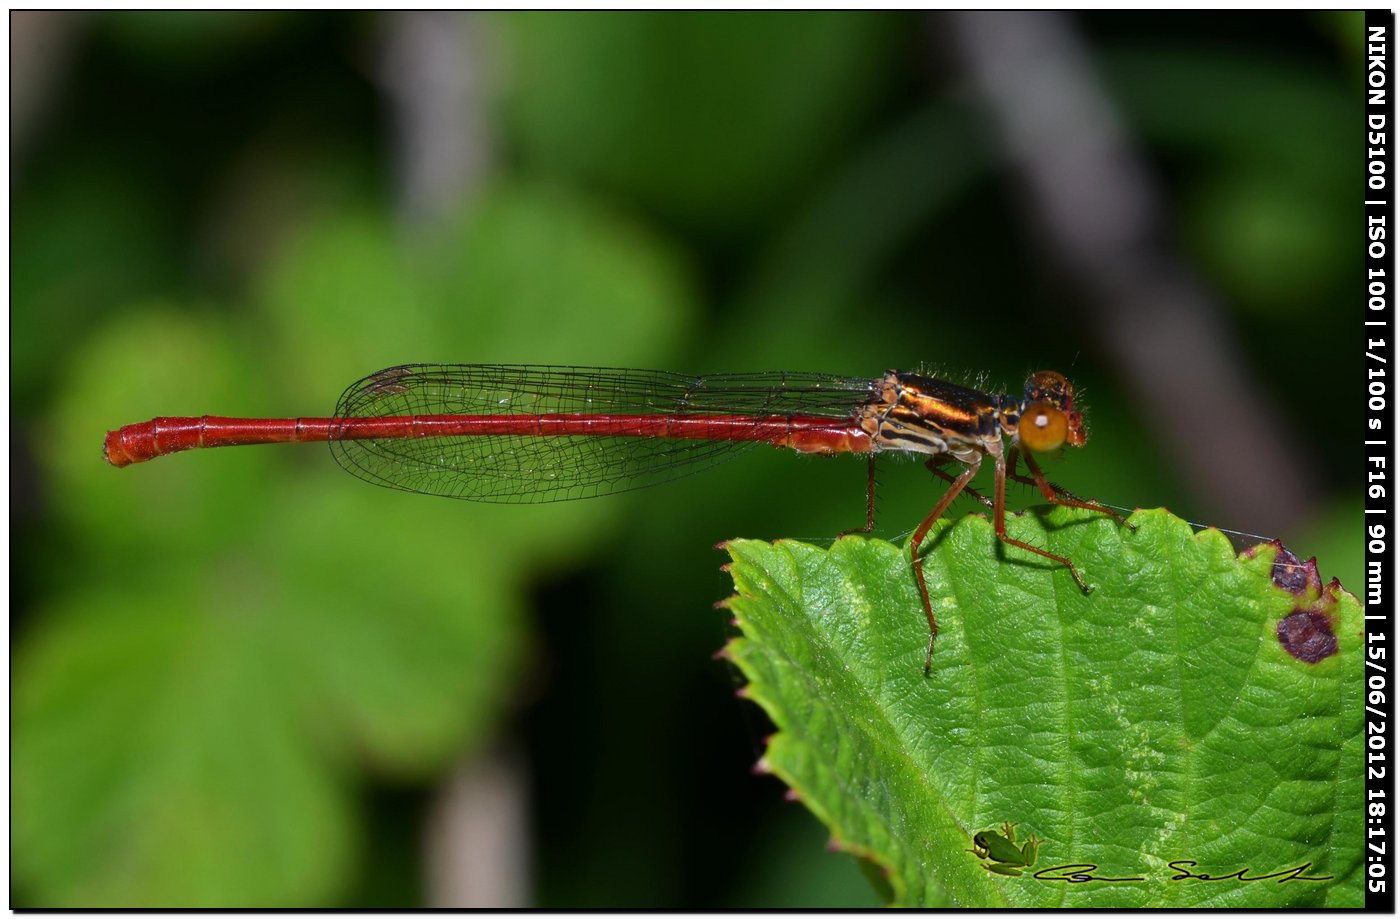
[{"left": 969, "top": 821, "right": 1040, "bottom": 877}]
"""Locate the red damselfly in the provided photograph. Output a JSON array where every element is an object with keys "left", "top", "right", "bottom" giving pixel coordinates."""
[{"left": 104, "top": 364, "right": 1126, "bottom": 672}]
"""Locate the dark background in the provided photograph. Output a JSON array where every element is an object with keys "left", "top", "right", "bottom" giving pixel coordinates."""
[{"left": 12, "top": 11, "right": 1361, "bottom": 907}]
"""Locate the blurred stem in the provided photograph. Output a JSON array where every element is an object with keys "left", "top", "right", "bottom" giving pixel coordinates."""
[
  {"left": 10, "top": 11, "right": 84, "bottom": 179},
  {"left": 377, "top": 12, "right": 528, "bottom": 906},
  {"left": 424, "top": 745, "right": 532, "bottom": 907},
  {"left": 941, "top": 10, "right": 1319, "bottom": 536},
  {"left": 378, "top": 10, "right": 493, "bottom": 234}
]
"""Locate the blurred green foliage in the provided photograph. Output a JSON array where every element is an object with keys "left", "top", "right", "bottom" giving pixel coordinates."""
[
  {"left": 13, "top": 11, "right": 1360, "bottom": 907},
  {"left": 498, "top": 12, "right": 901, "bottom": 239}
]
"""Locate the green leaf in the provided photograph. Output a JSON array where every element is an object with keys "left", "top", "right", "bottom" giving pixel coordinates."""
[
  {"left": 14, "top": 596, "right": 354, "bottom": 907},
  {"left": 14, "top": 478, "right": 529, "bottom": 905},
  {"left": 722, "top": 508, "right": 1362, "bottom": 907},
  {"left": 22, "top": 365, "right": 527, "bottom": 904}
]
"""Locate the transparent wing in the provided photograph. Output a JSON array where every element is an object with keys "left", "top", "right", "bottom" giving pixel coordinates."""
[{"left": 328, "top": 364, "right": 877, "bottom": 503}]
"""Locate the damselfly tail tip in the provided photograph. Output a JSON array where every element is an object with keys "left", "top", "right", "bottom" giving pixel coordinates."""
[
  {"left": 102, "top": 430, "right": 131, "bottom": 468},
  {"left": 102, "top": 420, "right": 166, "bottom": 467}
]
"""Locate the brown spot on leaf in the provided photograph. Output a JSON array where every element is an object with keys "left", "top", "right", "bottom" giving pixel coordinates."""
[
  {"left": 1245, "top": 539, "right": 1321, "bottom": 596},
  {"left": 1276, "top": 609, "right": 1338, "bottom": 663},
  {"left": 1262, "top": 544, "right": 1349, "bottom": 663}
]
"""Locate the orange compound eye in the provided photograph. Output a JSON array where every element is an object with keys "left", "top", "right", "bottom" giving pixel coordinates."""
[{"left": 1018, "top": 403, "right": 1069, "bottom": 452}]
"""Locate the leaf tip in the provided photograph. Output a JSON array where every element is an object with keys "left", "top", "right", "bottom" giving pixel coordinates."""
[
  {"left": 1274, "top": 565, "right": 1351, "bottom": 665},
  {"left": 1244, "top": 539, "right": 1323, "bottom": 597}
]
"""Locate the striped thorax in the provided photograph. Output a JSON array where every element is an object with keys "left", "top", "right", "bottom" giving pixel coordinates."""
[{"left": 859, "top": 369, "right": 1087, "bottom": 463}]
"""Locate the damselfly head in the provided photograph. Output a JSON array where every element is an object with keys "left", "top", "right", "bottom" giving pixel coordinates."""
[{"left": 1018, "top": 371, "right": 1087, "bottom": 451}]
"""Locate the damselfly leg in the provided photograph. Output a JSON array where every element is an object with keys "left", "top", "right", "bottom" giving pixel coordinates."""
[{"left": 1006, "top": 448, "right": 1133, "bottom": 530}]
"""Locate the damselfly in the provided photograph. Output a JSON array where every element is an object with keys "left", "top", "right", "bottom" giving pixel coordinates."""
[{"left": 104, "top": 364, "right": 1127, "bottom": 672}]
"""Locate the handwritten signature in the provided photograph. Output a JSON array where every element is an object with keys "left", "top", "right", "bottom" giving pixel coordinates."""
[{"left": 1028, "top": 861, "right": 1333, "bottom": 885}]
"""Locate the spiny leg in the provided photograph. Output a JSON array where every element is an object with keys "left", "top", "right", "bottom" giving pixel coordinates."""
[
  {"left": 926, "top": 457, "right": 994, "bottom": 510},
  {"left": 993, "top": 450, "right": 1091, "bottom": 592},
  {"left": 1007, "top": 448, "right": 1132, "bottom": 529},
  {"left": 912, "top": 456, "right": 982, "bottom": 675}
]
